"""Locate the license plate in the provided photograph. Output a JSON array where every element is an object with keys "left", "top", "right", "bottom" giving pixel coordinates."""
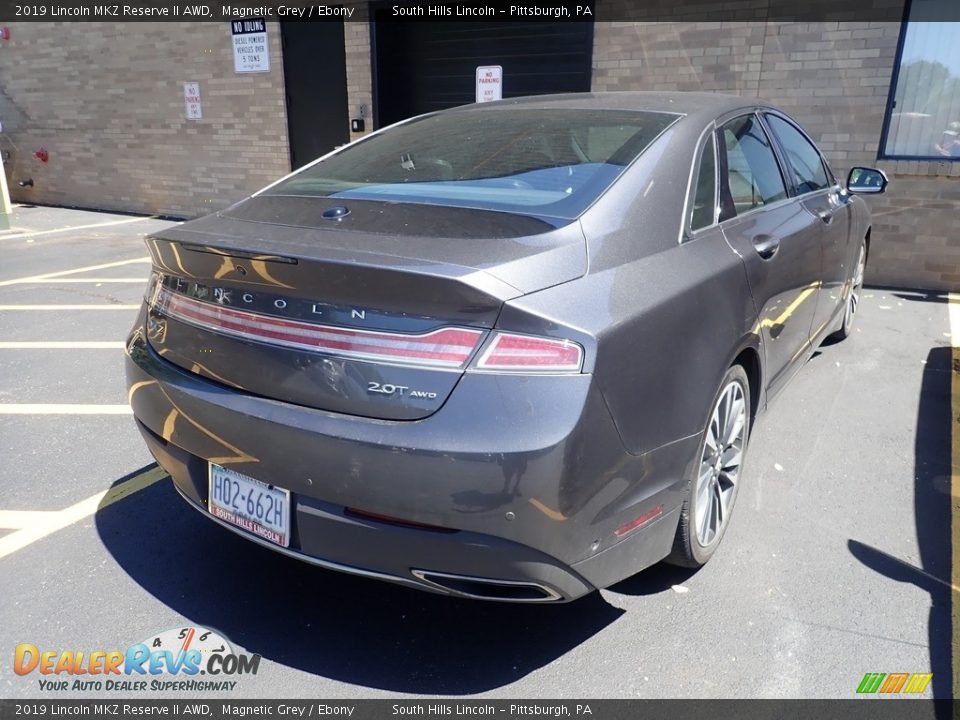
[{"left": 208, "top": 464, "right": 290, "bottom": 548}]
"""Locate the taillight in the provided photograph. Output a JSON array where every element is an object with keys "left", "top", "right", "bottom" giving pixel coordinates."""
[
  {"left": 473, "top": 332, "right": 583, "bottom": 373},
  {"left": 151, "top": 286, "right": 484, "bottom": 369}
]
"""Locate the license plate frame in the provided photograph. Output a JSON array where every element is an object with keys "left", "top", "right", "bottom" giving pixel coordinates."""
[{"left": 207, "top": 463, "right": 291, "bottom": 548}]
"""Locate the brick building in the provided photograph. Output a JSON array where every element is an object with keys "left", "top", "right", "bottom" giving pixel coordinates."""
[{"left": 1, "top": 4, "right": 958, "bottom": 289}]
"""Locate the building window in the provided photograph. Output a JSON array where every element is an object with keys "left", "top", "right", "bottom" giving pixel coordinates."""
[{"left": 881, "top": 2, "right": 960, "bottom": 160}]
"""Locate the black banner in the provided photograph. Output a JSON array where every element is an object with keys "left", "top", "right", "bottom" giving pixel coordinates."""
[
  {"left": 0, "top": 700, "right": 955, "bottom": 720},
  {"left": 2, "top": 0, "right": 960, "bottom": 22}
]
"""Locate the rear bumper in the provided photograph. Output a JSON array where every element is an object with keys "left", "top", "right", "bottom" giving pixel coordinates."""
[
  {"left": 153, "top": 427, "right": 584, "bottom": 602},
  {"left": 125, "top": 320, "right": 694, "bottom": 602}
]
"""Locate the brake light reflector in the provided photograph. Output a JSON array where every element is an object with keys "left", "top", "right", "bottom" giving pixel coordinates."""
[
  {"left": 614, "top": 505, "right": 664, "bottom": 538},
  {"left": 152, "top": 287, "right": 483, "bottom": 369},
  {"left": 474, "top": 332, "right": 583, "bottom": 373}
]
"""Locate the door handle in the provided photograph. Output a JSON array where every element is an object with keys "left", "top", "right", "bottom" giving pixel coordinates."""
[
  {"left": 817, "top": 208, "right": 834, "bottom": 225},
  {"left": 751, "top": 234, "right": 780, "bottom": 260}
]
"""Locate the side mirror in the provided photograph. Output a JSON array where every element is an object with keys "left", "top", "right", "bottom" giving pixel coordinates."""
[{"left": 846, "top": 166, "right": 888, "bottom": 194}]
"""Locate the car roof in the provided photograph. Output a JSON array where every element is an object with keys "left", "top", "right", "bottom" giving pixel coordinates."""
[{"left": 452, "top": 91, "right": 768, "bottom": 122}]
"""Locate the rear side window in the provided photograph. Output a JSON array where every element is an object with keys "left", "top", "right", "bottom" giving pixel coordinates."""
[
  {"left": 719, "top": 115, "right": 787, "bottom": 219},
  {"left": 765, "top": 114, "right": 830, "bottom": 194},
  {"left": 690, "top": 134, "right": 717, "bottom": 231},
  {"left": 264, "top": 109, "right": 680, "bottom": 220}
]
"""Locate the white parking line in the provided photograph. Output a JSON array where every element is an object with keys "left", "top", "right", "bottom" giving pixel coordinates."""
[
  {"left": 0, "top": 256, "right": 150, "bottom": 287},
  {"left": 0, "top": 404, "right": 133, "bottom": 414},
  {"left": 0, "top": 305, "right": 141, "bottom": 310},
  {"left": 27, "top": 278, "right": 146, "bottom": 284},
  {"left": 0, "top": 466, "right": 167, "bottom": 560},
  {"left": 0, "top": 215, "right": 155, "bottom": 241},
  {"left": 0, "top": 341, "right": 126, "bottom": 349},
  {"left": 0, "top": 510, "right": 59, "bottom": 529}
]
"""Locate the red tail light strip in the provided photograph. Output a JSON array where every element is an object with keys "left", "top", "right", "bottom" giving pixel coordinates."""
[
  {"left": 475, "top": 332, "right": 583, "bottom": 372},
  {"left": 153, "top": 287, "right": 484, "bottom": 368}
]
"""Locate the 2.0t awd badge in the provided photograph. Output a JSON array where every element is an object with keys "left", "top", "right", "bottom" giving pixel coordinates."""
[{"left": 367, "top": 382, "right": 437, "bottom": 399}]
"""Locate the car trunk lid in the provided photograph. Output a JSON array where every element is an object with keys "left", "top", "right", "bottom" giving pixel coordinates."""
[{"left": 142, "top": 196, "right": 586, "bottom": 420}]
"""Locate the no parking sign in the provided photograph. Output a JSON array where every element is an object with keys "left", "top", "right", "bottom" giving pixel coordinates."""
[{"left": 476, "top": 66, "right": 503, "bottom": 103}]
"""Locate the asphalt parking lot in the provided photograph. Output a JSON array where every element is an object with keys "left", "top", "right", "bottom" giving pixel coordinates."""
[{"left": 0, "top": 204, "right": 957, "bottom": 700}]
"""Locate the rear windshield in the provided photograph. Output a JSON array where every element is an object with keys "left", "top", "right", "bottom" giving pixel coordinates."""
[{"left": 264, "top": 108, "right": 680, "bottom": 219}]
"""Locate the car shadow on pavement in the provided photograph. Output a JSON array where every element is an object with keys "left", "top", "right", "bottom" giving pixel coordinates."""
[
  {"left": 847, "top": 345, "right": 955, "bottom": 702},
  {"left": 95, "top": 478, "right": 624, "bottom": 694},
  {"left": 606, "top": 561, "right": 698, "bottom": 596},
  {"left": 890, "top": 290, "right": 952, "bottom": 305}
]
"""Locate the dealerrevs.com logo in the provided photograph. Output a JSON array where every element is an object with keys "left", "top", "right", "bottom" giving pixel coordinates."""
[{"left": 14, "top": 626, "right": 260, "bottom": 692}]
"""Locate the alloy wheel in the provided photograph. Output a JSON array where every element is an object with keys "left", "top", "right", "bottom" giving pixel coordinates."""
[
  {"left": 845, "top": 243, "right": 866, "bottom": 331},
  {"left": 695, "top": 380, "right": 746, "bottom": 547}
]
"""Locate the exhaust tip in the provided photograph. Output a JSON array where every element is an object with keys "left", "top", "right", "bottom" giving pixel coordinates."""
[
  {"left": 18, "top": 178, "right": 33, "bottom": 188},
  {"left": 412, "top": 570, "right": 562, "bottom": 603}
]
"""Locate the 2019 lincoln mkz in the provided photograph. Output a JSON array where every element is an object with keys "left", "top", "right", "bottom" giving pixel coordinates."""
[{"left": 125, "top": 92, "right": 887, "bottom": 602}]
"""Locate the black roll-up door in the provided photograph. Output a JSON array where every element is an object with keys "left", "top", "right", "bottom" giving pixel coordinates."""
[
  {"left": 372, "top": 16, "right": 594, "bottom": 128},
  {"left": 281, "top": 21, "right": 350, "bottom": 169}
]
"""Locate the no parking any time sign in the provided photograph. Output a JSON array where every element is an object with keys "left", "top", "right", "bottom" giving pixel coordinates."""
[
  {"left": 476, "top": 66, "right": 503, "bottom": 103},
  {"left": 183, "top": 82, "right": 202, "bottom": 120}
]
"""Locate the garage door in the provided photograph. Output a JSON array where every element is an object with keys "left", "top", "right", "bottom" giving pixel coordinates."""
[
  {"left": 281, "top": 21, "right": 350, "bottom": 169},
  {"left": 372, "top": 16, "right": 594, "bottom": 127}
]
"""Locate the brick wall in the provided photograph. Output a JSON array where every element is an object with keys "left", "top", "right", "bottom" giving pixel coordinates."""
[
  {"left": 867, "top": 170, "right": 960, "bottom": 289},
  {"left": 344, "top": 7, "right": 374, "bottom": 143},
  {"left": 0, "top": 22, "right": 290, "bottom": 218},
  {"left": 593, "top": 17, "right": 960, "bottom": 291}
]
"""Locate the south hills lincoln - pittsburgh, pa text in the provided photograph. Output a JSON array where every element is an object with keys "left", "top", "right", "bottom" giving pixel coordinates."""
[{"left": 389, "top": 5, "right": 594, "bottom": 17}]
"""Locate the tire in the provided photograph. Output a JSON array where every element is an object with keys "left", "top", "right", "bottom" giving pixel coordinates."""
[
  {"left": 667, "top": 364, "right": 751, "bottom": 568},
  {"left": 830, "top": 240, "right": 866, "bottom": 342}
]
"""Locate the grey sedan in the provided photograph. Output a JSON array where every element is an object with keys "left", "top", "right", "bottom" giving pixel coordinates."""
[{"left": 125, "top": 92, "right": 887, "bottom": 602}]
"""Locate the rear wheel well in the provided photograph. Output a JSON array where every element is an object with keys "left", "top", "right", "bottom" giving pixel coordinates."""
[{"left": 733, "top": 348, "right": 761, "bottom": 430}]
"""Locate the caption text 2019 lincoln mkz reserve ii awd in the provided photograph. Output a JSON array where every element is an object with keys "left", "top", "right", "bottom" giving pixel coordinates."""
[{"left": 125, "top": 92, "right": 888, "bottom": 602}]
